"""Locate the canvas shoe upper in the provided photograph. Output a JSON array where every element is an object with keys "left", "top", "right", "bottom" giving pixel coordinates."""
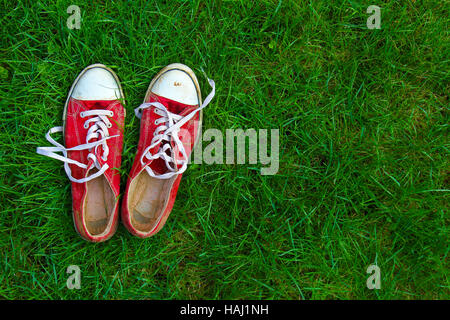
[
  {"left": 121, "top": 63, "right": 215, "bottom": 238},
  {"left": 36, "top": 64, "right": 125, "bottom": 242}
]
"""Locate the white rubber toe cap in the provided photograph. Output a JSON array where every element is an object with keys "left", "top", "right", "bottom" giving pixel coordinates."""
[
  {"left": 71, "top": 67, "right": 122, "bottom": 100},
  {"left": 151, "top": 69, "right": 199, "bottom": 105}
]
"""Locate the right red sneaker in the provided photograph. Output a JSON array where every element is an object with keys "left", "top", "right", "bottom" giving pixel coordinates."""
[{"left": 121, "top": 63, "right": 215, "bottom": 238}]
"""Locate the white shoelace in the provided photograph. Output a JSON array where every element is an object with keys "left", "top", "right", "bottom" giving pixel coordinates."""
[
  {"left": 134, "top": 77, "right": 215, "bottom": 180},
  {"left": 36, "top": 109, "right": 118, "bottom": 183}
]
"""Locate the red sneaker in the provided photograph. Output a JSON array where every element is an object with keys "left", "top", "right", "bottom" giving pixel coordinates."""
[
  {"left": 122, "top": 63, "right": 215, "bottom": 238},
  {"left": 37, "top": 64, "right": 125, "bottom": 242}
]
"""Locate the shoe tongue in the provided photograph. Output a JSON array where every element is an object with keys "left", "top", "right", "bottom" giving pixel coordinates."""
[
  {"left": 84, "top": 150, "right": 106, "bottom": 171},
  {"left": 84, "top": 159, "right": 97, "bottom": 178}
]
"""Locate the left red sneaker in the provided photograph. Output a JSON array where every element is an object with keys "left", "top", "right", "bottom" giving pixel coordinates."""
[
  {"left": 122, "top": 63, "right": 215, "bottom": 238},
  {"left": 37, "top": 64, "right": 125, "bottom": 242}
]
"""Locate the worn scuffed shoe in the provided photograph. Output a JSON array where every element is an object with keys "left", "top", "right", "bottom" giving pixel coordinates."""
[
  {"left": 36, "top": 64, "right": 125, "bottom": 242},
  {"left": 122, "top": 63, "right": 215, "bottom": 238}
]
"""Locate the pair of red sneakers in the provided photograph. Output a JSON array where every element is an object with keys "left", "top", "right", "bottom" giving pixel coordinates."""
[{"left": 37, "top": 63, "right": 215, "bottom": 242}]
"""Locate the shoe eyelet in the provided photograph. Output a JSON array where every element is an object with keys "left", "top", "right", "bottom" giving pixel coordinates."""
[
  {"left": 107, "top": 123, "right": 112, "bottom": 128},
  {"left": 154, "top": 120, "right": 159, "bottom": 125},
  {"left": 109, "top": 111, "right": 114, "bottom": 117},
  {"left": 80, "top": 112, "right": 85, "bottom": 118},
  {"left": 83, "top": 123, "right": 88, "bottom": 129}
]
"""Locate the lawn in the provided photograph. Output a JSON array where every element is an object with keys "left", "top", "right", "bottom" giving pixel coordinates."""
[{"left": 0, "top": 0, "right": 448, "bottom": 299}]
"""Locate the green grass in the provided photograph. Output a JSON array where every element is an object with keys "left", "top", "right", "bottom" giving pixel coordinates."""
[{"left": 0, "top": 0, "right": 448, "bottom": 299}]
